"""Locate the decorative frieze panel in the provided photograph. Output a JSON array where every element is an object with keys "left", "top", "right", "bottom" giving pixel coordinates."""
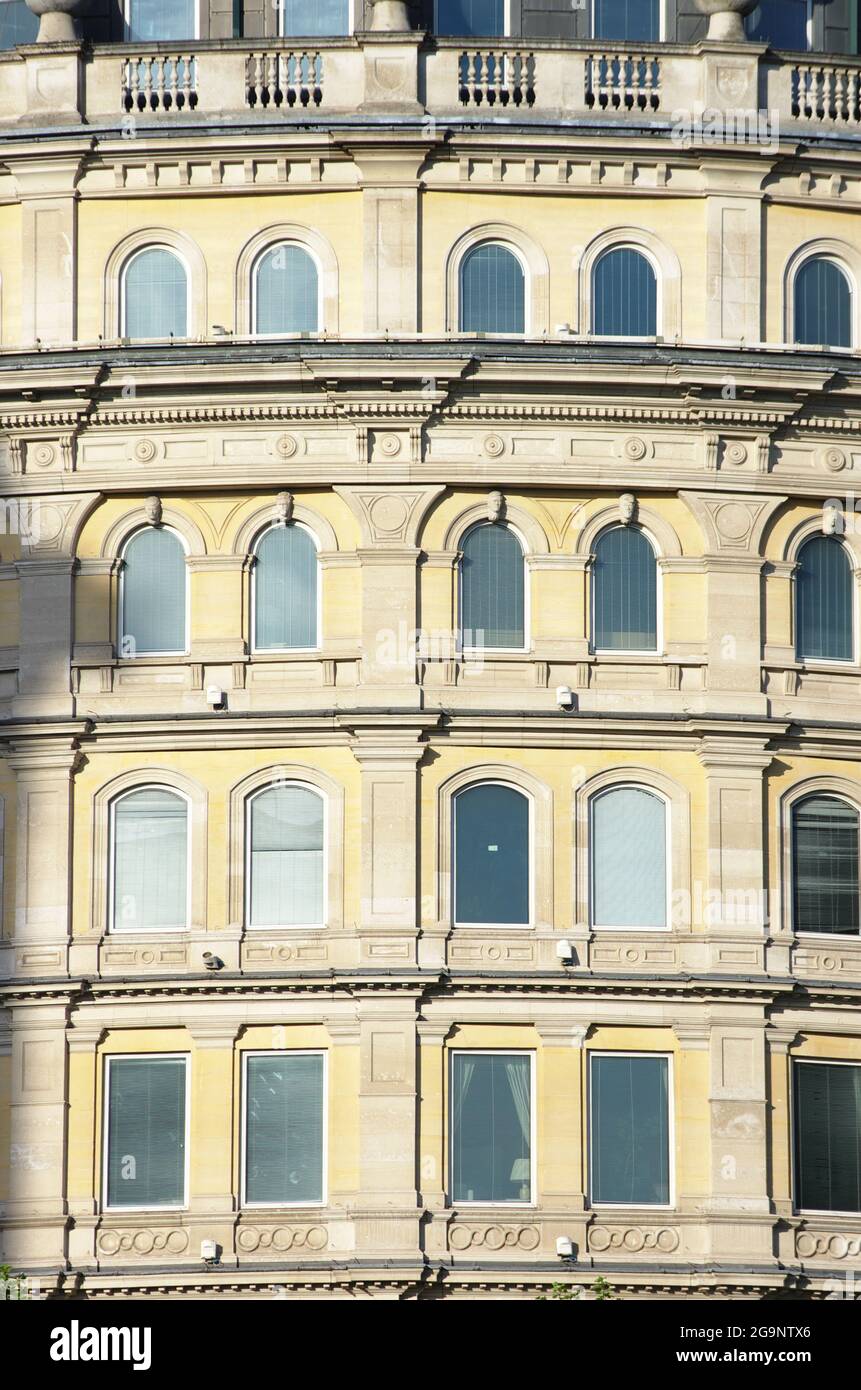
[
  {"left": 588, "top": 1224, "right": 680, "bottom": 1255},
  {"left": 236, "top": 1225, "right": 328, "bottom": 1255},
  {"left": 98, "top": 1227, "right": 189, "bottom": 1258},
  {"left": 795, "top": 1227, "right": 861, "bottom": 1262},
  {"left": 448, "top": 1222, "right": 541, "bottom": 1253}
]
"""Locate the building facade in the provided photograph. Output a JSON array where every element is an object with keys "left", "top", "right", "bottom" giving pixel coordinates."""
[{"left": 2, "top": 0, "right": 861, "bottom": 1299}]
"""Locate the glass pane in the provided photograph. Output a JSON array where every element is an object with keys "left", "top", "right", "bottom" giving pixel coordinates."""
[
  {"left": 245, "top": 1054, "right": 324, "bottom": 1204},
  {"left": 795, "top": 1062, "right": 861, "bottom": 1212},
  {"left": 592, "top": 1054, "right": 670, "bottom": 1205},
  {"left": 451, "top": 1054, "right": 531, "bottom": 1202},
  {"left": 796, "top": 536, "right": 853, "bottom": 662},
  {"left": 107, "top": 1058, "right": 186, "bottom": 1207},
  {"left": 592, "top": 787, "right": 667, "bottom": 928},
  {"left": 793, "top": 795, "right": 860, "bottom": 935},
  {"left": 113, "top": 789, "right": 188, "bottom": 930},
  {"left": 594, "top": 0, "right": 659, "bottom": 42},
  {"left": 461, "top": 524, "right": 524, "bottom": 648},
  {"left": 120, "top": 526, "right": 186, "bottom": 655},
  {"left": 794, "top": 258, "right": 852, "bottom": 348},
  {"left": 460, "top": 244, "right": 525, "bottom": 334},
  {"left": 593, "top": 526, "right": 657, "bottom": 651},
  {"left": 437, "top": 0, "right": 505, "bottom": 36},
  {"left": 249, "top": 785, "right": 324, "bottom": 927},
  {"left": 593, "top": 247, "right": 657, "bottom": 336},
  {"left": 281, "top": 0, "right": 349, "bottom": 36},
  {"left": 123, "top": 248, "right": 188, "bottom": 340},
  {"left": 0, "top": 0, "right": 38, "bottom": 47},
  {"left": 255, "top": 245, "right": 319, "bottom": 335},
  {"left": 454, "top": 784, "right": 529, "bottom": 925},
  {"left": 126, "top": 0, "right": 196, "bottom": 40},
  {"left": 254, "top": 524, "right": 318, "bottom": 650},
  {"left": 746, "top": 0, "right": 809, "bottom": 49}
]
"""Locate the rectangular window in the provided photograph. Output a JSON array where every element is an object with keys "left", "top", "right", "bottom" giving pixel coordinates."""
[
  {"left": 745, "top": 0, "right": 809, "bottom": 50},
  {"left": 244, "top": 1053, "right": 325, "bottom": 1205},
  {"left": 125, "top": 0, "right": 197, "bottom": 41},
  {"left": 795, "top": 1061, "right": 861, "bottom": 1213},
  {"left": 281, "top": 0, "right": 350, "bottom": 35},
  {"left": 590, "top": 1053, "right": 671, "bottom": 1206},
  {"left": 0, "top": 0, "right": 38, "bottom": 48},
  {"left": 593, "top": 0, "right": 660, "bottom": 43},
  {"left": 451, "top": 1052, "right": 533, "bottom": 1203},
  {"left": 105, "top": 1056, "right": 187, "bottom": 1209},
  {"left": 436, "top": 0, "right": 505, "bottom": 37}
]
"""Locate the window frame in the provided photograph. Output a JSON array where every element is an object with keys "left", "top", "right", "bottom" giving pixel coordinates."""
[
  {"left": 457, "top": 239, "right": 530, "bottom": 339},
  {"left": 434, "top": 0, "right": 510, "bottom": 38},
  {"left": 590, "top": 0, "right": 665, "bottom": 42},
  {"left": 792, "top": 255, "right": 855, "bottom": 352},
  {"left": 250, "top": 521, "right": 322, "bottom": 656},
  {"left": 244, "top": 781, "right": 328, "bottom": 931},
  {"left": 102, "top": 1053, "right": 190, "bottom": 1213},
  {"left": 123, "top": 0, "right": 200, "bottom": 41},
  {"left": 118, "top": 523, "right": 190, "bottom": 659},
  {"left": 793, "top": 533, "right": 857, "bottom": 668},
  {"left": 108, "top": 784, "right": 192, "bottom": 935},
  {"left": 458, "top": 520, "right": 530, "bottom": 655},
  {"left": 590, "top": 523, "right": 662, "bottom": 657},
  {"left": 448, "top": 1048, "right": 536, "bottom": 1208},
  {"left": 791, "top": 1057, "right": 861, "bottom": 1218},
  {"left": 250, "top": 242, "right": 323, "bottom": 339},
  {"left": 241, "top": 1049, "right": 328, "bottom": 1209},
  {"left": 790, "top": 791, "right": 861, "bottom": 940},
  {"left": 278, "top": 0, "right": 355, "bottom": 36},
  {"left": 588, "top": 1050, "right": 675, "bottom": 1211},
  {"left": 452, "top": 780, "right": 534, "bottom": 930},
  {"left": 588, "top": 783, "right": 672, "bottom": 932},
  {"left": 119, "top": 244, "right": 193, "bottom": 343},
  {"left": 590, "top": 244, "right": 662, "bottom": 342}
]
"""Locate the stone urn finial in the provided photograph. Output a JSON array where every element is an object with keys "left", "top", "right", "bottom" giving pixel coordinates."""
[
  {"left": 25, "top": 0, "right": 87, "bottom": 42},
  {"left": 369, "top": 0, "right": 412, "bottom": 32},
  {"left": 694, "top": 0, "right": 757, "bottom": 42}
]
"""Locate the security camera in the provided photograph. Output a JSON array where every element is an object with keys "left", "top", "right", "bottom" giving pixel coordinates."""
[
  {"left": 201, "top": 1239, "right": 220, "bottom": 1264},
  {"left": 206, "top": 685, "right": 226, "bottom": 710},
  {"left": 556, "top": 685, "right": 575, "bottom": 711},
  {"left": 556, "top": 939, "right": 574, "bottom": 964},
  {"left": 202, "top": 952, "right": 224, "bottom": 972},
  {"left": 556, "top": 1236, "right": 574, "bottom": 1259}
]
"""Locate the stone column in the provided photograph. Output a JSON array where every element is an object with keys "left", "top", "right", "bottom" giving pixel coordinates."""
[
  {"left": 187, "top": 1023, "right": 240, "bottom": 1265},
  {"left": 8, "top": 740, "right": 80, "bottom": 979},
  {"left": 536, "top": 1022, "right": 589, "bottom": 1258},
  {"left": 703, "top": 1011, "right": 772, "bottom": 1260},
  {"left": 65, "top": 1021, "right": 106, "bottom": 1268},
  {"left": 14, "top": 156, "right": 85, "bottom": 345}
]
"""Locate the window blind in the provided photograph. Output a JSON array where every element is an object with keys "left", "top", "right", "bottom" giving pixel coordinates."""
[
  {"left": 461, "top": 524, "right": 525, "bottom": 649},
  {"left": 245, "top": 1054, "right": 324, "bottom": 1204},
  {"left": 796, "top": 536, "right": 853, "bottom": 662},
  {"left": 437, "top": 0, "right": 505, "bottom": 37},
  {"left": 113, "top": 788, "right": 188, "bottom": 931},
  {"left": 792, "top": 795, "right": 860, "bottom": 935},
  {"left": 459, "top": 244, "right": 525, "bottom": 334},
  {"left": 454, "top": 783, "right": 529, "bottom": 925},
  {"left": 249, "top": 785, "right": 324, "bottom": 927},
  {"left": 591, "top": 1054, "right": 670, "bottom": 1205},
  {"left": 281, "top": 0, "right": 349, "bottom": 36},
  {"left": 593, "top": 248, "right": 657, "bottom": 337},
  {"left": 255, "top": 245, "right": 319, "bottom": 335},
  {"left": 106, "top": 1057, "right": 186, "bottom": 1208},
  {"left": 592, "top": 786, "right": 667, "bottom": 928},
  {"left": 451, "top": 1054, "right": 531, "bottom": 1203},
  {"left": 254, "top": 525, "right": 318, "bottom": 650},
  {"left": 120, "top": 526, "right": 187, "bottom": 657},
  {"left": 794, "top": 258, "right": 852, "bottom": 348},
  {"left": 123, "top": 248, "right": 188, "bottom": 340},
  {"left": 594, "top": 0, "right": 659, "bottom": 42},
  {"left": 593, "top": 525, "right": 658, "bottom": 651},
  {"left": 795, "top": 1062, "right": 861, "bottom": 1213}
]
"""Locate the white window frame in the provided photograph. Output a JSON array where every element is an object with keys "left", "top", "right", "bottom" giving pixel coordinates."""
[
  {"left": 589, "top": 783, "right": 672, "bottom": 932},
  {"left": 449, "top": 1049, "right": 536, "bottom": 1208},
  {"left": 102, "top": 1053, "right": 190, "bottom": 1213},
  {"left": 434, "top": 0, "right": 510, "bottom": 37},
  {"left": 108, "top": 785, "right": 192, "bottom": 934},
  {"left": 250, "top": 521, "right": 322, "bottom": 655},
  {"left": 119, "top": 244, "right": 193, "bottom": 342},
  {"left": 452, "top": 780, "right": 534, "bottom": 930},
  {"left": 791, "top": 1057, "right": 861, "bottom": 1218},
  {"left": 794, "top": 534, "right": 858, "bottom": 668},
  {"left": 123, "top": 0, "right": 200, "bottom": 42},
  {"left": 117, "top": 524, "right": 190, "bottom": 660},
  {"left": 244, "top": 781, "right": 328, "bottom": 931},
  {"left": 588, "top": 1050, "right": 675, "bottom": 1211},
  {"left": 792, "top": 255, "right": 856, "bottom": 352},
  {"left": 746, "top": 0, "right": 812, "bottom": 51},
  {"left": 278, "top": 0, "right": 356, "bottom": 37},
  {"left": 590, "top": 0, "right": 665, "bottom": 43},
  {"left": 241, "top": 1049, "right": 328, "bottom": 1209},
  {"left": 590, "top": 244, "right": 662, "bottom": 342},
  {"left": 250, "top": 242, "right": 323, "bottom": 339},
  {"left": 789, "top": 791, "right": 861, "bottom": 941},
  {"left": 458, "top": 521, "right": 530, "bottom": 656},
  {"left": 590, "top": 523, "right": 663, "bottom": 658},
  {"left": 457, "top": 240, "right": 530, "bottom": 340}
]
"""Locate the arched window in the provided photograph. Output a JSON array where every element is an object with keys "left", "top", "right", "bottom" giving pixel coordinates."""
[
  {"left": 593, "top": 247, "right": 657, "bottom": 337},
  {"left": 120, "top": 526, "right": 187, "bottom": 657},
  {"left": 460, "top": 523, "right": 525, "bottom": 650},
  {"left": 792, "top": 794, "right": 860, "bottom": 935},
  {"left": 746, "top": 0, "right": 809, "bottom": 50},
  {"left": 111, "top": 787, "right": 188, "bottom": 931},
  {"left": 592, "top": 526, "right": 658, "bottom": 652},
  {"left": 591, "top": 786, "right": 668, "bottom": 929},
  {"left": 253, "top": 244, "right": 319, "bottom": 335},
  {"left": 796, "top": 535, "right": 854, "bottom": 663},
  {"left": 593, "top": 0, "right": 659, "bottom": 41},
  {"left": 253, "top": 524, "right": 319, "bottom": 651},
  {"left": 247, "top": 784, "right": 324, "bottom": 928},
  {"left": 122, "top": 247, "right": 188, "bottom": 340},
  {"left": 794, "top": 258, "right": 852, "bottom": 348},
  {"left": 454, "top": 783, "right": 530, "bottom": 925},
  {"left": 459, "top": 243, "right": 525, "bottom": 334},
  {"left": 437, "top": 0, "right": 504, "bottom": 36}
]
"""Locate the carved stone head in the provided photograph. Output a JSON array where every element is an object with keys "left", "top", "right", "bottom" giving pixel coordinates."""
[
  {"left": 822, "top": 501, "right": 844, "bottom": 537},
  {"left": 619, "top": 493, "right": 637, "bottom": 526},
  {"left": 486, "top": 489, "right": 505, "bottom": 523},
  {"left": 275, "top": 491, "right": 294, "bottom": 525},
  {"left": 144, "top": 495, "right": 163, "bottom": 526}
]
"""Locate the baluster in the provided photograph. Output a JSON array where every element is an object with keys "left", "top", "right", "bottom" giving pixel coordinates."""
[
  {"left": 494, "top": 49, "right": 504, "bottom": 105},
  {"left": 143, "top": 57, "right": 154, "bottom": 110}
]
